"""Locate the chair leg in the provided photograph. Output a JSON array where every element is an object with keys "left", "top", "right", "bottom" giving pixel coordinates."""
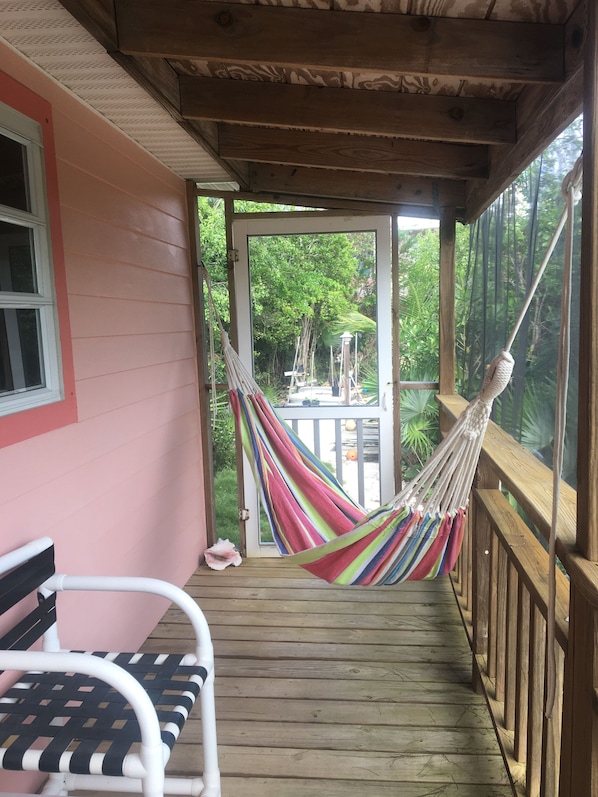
[
  {"left": 199, "top": 669, "right": 220, "bottom": 797},
  {"left": 140, "top": 741, "right": 167, "bottom": 797},
  {"left": 42, "top": 773, "right": 68, "bottom": 795}
]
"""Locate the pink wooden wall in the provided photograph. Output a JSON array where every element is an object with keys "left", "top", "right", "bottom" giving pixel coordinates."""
[{"left": 0, "top": 40, "right": 209, "bottom": 759}]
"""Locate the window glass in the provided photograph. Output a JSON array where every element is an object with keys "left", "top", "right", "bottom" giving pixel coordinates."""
[
  {"left": 0, "top": 132, "right": 30, "bottom": 212},
  {"left": 0, "top": 308, "right": 44, "bottom": 394},
  {"left": 0, "top": 221, "right": 37, "bottom": 292}
]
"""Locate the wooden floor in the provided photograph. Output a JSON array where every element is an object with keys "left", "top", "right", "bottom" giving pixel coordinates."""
[{"left": 145, "top": 558, "right": 513, "bottom": 797}]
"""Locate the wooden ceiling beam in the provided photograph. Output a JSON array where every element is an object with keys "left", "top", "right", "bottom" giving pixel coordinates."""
[
  {"left": 248, "top": 164, "right": 465, "bottom": 209},
  {"left": 194, "top": 186, "right": 444, "bottom": 219},
  {"left": 218, "top": 125, "right": 488, "bottom": 179},
  {"left": 114, "top": 0, "right": 564, "bottom": 84},
  {"left": 181, "top": 77, "right": 516, "bottom": 146}
]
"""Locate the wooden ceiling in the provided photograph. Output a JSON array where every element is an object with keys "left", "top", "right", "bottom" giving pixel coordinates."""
[{"left": 58, "top": 0, "right": 584, "bottom": 221}]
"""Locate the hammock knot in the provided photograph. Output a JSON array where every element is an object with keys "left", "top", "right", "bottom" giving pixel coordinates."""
[
  {"left": 479, "top": 350, "right": 514, "bottom": 403},
  {"left": 463, "top": 400, "right": 490, "bottom": 437},
  {"left": 562, "top": 153, "right": 583, "bottom": 205}
]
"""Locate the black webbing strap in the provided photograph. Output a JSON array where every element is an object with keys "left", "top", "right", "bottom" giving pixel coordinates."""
[
  {"left": 0, "top": 592, "right": 57, "bottom": 651},
  {"left": 0, "top": 543, "right": 55, "bottom": 615}
]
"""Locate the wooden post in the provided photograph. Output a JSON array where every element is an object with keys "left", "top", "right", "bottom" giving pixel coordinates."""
[
  {"left": 561, "top": 4, "right": 598, "bottom": 794},
  {"left": 439, "top": 206, "right": 456, "bottom": 396},
  {"left": 560, "top": 584, "right": 597, "bottom": 796},
  {"left": 577, "top": 0, "right": 598, "bottom": 563},
  {"left": 391, "top": 213, "right": 402, "bottom": 494},
  {"left": 224, "top": 198, "right": 248, "bottom": 555},
  {"left": 186, "top": 181, "right": 217, "bottom": 546}
]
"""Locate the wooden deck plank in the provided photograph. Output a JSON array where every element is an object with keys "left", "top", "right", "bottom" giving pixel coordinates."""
[
  {"left": 207, "top": 624, "right": 464, "bottom": 646},
  {"left": 145, "top": 635, "right": 472, "bottom": 662},
  {"left": 156, "top": 596, "right": 461, "bottom": 616},
  {"left": 146, "top": 560, "right": 510, "bottom": 796},
  {"left": 171, "top": 745, "right": 511, "bottom": 784},
  {"left": 188, "top": 570, "right": 450, "bottom": 590},
  {"left": 219, "top": 778, "right": 514, "bottom": 797},
  {"left": 212, "top": 657, "right": 474, "bottom": 683},
  {"left": 214, "top": 695, "right": 494, "bottom": 724},
  {"left": 196, "top": 719, "right": 502, "bottom": 753},
  {"left": 165, "top": 606, "right": 462, "bottom": 631},
  {"left": 214, "top": 677, "right": 487, "bottom": 706}
]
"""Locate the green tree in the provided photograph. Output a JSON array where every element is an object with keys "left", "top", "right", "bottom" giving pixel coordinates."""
[
  {"left": 248, "top": 230, "right": 357, "bottom": 385},
  {"left": 397, "top": 226, "right": 441, "bottom": 380}
]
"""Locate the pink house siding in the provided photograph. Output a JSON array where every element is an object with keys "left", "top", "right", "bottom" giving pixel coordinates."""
[{"left": 0, "top": 39, "right": 207, "bottom": 680}]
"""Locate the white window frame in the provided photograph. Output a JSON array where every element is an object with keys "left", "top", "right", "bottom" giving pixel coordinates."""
[{"left": 0, "top": 100, "right": 63, "bottom": 416}]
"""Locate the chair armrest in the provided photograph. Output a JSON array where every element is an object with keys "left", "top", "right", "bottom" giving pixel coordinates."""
[
  {"left": 43, "top": 574, "right": 214, "bottom": 670},
  {"left": 0, "top": 649, "right": 165, "bottom": 758}
]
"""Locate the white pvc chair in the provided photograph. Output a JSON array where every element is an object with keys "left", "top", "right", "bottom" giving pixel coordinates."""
[{"left": 0, "top": 537, "right": 220, "bottom": 797}]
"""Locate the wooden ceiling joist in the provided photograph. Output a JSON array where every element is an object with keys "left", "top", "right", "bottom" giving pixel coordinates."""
[
  {"left": 248, "top": 164, "right": 465, "bottom": 210},
  {"left": 194, "top": 186, "right": 441, "bottom": 219},
  {"left": 218, "top": 125, "right": 488, "bottom": 180},
  {"left": 180, "top": 77, "right": 516, "bottom": 146},
  {"left": 115, "top": 0, "right": 564, "bottom": 84}
]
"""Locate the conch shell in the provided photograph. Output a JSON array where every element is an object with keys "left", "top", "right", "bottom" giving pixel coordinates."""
[{"left": 204, "top": 538, "right": 242, "bottom": 570}]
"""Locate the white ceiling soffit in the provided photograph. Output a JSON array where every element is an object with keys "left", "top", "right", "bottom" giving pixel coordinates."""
[{"left": 0, "top": 0, "right": 234, "bottom": 185}]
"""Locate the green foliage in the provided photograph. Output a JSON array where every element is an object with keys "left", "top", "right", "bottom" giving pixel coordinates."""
[
  {"left": 211, "top": 405, "right": 236, "bottom": 474},
  {"left": 330, "top": 309, "right": 376, "bottom": 338},
  {"left": 248, "top": 230, "right": 358, "bottom": 384},
  {"left": 198, "top": 197, "right": 230, "bottom": 326},
  {"left": 399, "top": 379, "right": 440, "bottom": 481},
  {"left": 458, "top": 115, "right": 582, "bottom": 486},
  {"left": 397, "top": 226, "right": 440, "bottom": 380},
  {"left": 213, "top": 468, "right": 240, "bottom": 546},
  {"left": 520, "top": 378, "right": 579, "bottom": 486}
]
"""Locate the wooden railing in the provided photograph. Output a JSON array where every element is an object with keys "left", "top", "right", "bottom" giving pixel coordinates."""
[{"left": 438, "top": 395, "right": 598, "bottom": 797}]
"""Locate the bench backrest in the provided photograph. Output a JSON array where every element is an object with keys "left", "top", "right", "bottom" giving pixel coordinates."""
[{"left": 0, "top": 537, "right": 56, "bottom": 651}]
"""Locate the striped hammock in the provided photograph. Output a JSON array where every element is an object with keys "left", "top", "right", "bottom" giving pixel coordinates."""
[
  {"left": 205, "top": 156, "right": 581, "bottom": 586},
  {"left": 222, "top": 327, "right": 513, "bottom": 586}
]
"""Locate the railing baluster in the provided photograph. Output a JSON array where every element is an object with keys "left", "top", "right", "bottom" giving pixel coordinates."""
[
  {"left": 470, "top": 467, "right": 498, "bottom": 692},
  {"left": 356, "top": 419, "right": 365, "bottom": 507},
  {"left": 461, "top": 514, "right": 471, "bottom": 614},
  {"left": 504, "top": 559, "right": 519, "bottom": 731},
  {"left": 488, "top": 532, "right": 500, "bottom": 680},
  {"left": 313, "top": 418, "right": 321, "bottom": 460},
  {"left": 527, "top": 604, "right": 546, "bottom": 797},
  {"left": 540, "top": 641, "right": 565, "bottom": 797},
  {"left": 495, "top": 544, "right": 508, "bottom": 702},
  {"left": 335, "top": 418, "right": 343, "bottom": 484},
  {"left": 515, "top": 583, "right": 530, "bottom": 762}
]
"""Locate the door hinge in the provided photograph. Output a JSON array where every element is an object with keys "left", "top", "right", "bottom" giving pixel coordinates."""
[
  {"left": 227, "top": 248, "right": 239, "bottom": 263},
  {"left": 239, "top": 508, "right": 250, "bottom": 521}
]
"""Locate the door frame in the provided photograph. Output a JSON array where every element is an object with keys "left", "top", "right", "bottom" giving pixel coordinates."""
[{"left": 232, "top": 212, "right": 394, "bottom": 557}]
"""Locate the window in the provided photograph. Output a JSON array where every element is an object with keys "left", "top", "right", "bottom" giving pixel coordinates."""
[
  {"left": 0, "top": 106, "right": 60, "bottom": 413},
  {"left": 0, "top": 73, "right": 76, "bottom": 446}
]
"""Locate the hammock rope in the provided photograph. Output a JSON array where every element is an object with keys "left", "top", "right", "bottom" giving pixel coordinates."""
[{"left": 203, "top": 155, "right": 582, "bottom": 589}]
